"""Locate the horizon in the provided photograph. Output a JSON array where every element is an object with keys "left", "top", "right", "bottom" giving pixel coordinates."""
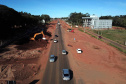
[{"left": 0, "top": 0, "right": 126, "bottom": 18}]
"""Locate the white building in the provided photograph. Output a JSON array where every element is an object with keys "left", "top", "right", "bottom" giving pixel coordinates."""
[{"left": 82, "top": 15, "right": 112, "bottom": 29}]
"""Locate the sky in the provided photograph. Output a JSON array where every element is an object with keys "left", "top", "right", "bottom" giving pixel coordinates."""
[{"left": 0, "top": 0, "right": 126, "bottom": 18}]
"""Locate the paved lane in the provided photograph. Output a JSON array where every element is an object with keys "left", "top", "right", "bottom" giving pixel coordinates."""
[{"left": 41, "top": 21, "right": 74, "bottom": 84}]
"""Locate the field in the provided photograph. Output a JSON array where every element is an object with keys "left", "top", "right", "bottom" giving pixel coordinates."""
[{"left": 93, "top": 29, "right": 126, "bottom": 45}]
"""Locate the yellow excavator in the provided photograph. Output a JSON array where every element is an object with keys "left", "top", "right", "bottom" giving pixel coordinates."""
[{"left": 30, "top": 31, "right": 46, "bottom": 40}]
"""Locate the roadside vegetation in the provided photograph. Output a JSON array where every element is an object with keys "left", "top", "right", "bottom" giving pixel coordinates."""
[
  {"left": 100, "top": 15, "right": 126, "bottom": 29},
  {"left": 92, "top": 29, "right": 126, "bottom": 45},
  {"left": 109, "top": 43, "right": 126, "bottom": 54},
  {"left": 67, "top": 12, "right": 90, "bottom": 26},
  {"left": 78, "top": 27, "right": 126, "bottom": 54}
]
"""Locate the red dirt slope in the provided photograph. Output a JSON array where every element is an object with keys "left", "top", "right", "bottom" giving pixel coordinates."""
[{"left": 60, "top": 20, "right": 126, "bottom": 84}]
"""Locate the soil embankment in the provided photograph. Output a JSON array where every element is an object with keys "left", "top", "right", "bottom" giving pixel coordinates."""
[{"left": 60, "top": 20, "right": 126, "bottom": 84}]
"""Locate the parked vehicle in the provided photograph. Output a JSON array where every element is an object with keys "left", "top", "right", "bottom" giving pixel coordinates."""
[
  {"left": 62, "top": 69, "right": 70, "bottom": 81},
  {"left": 76, "top": 48, "right": 82, "bottom": 53},
  {"left": 62, "top": 50, "right": 67, "bottom": 55},
  {"left": 7, "top": 81, "right": 16, "bottom": 84},
  {"left": 49, "top": 55, "right": 55, "bottom": 62}
]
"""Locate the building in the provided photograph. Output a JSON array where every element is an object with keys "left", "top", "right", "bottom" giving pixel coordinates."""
[{"left": 82, "top": 15, "right": 112, "bottom": 29}]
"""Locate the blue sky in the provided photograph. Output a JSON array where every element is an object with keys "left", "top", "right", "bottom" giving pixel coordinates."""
[{"left": 0, "top": 0, "right": 126, "bottom": 18}]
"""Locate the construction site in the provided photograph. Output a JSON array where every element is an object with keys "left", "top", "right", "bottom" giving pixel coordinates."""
[{"left": 0, "top": 20, "right": 57, "bottom": 84}]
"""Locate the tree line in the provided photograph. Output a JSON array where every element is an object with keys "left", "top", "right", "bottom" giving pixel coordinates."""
[
  {"left": 67, "top": 12, "right": 90, "bottom": 26},
  {"left": 0, "top": 4, "right": 50, "bottom": 39},
  {"left": 67, "top": 12, "right": 126, "bottom": 28},
  {"left": 100, "top": 15, "right": 126, "bottom": 28}
]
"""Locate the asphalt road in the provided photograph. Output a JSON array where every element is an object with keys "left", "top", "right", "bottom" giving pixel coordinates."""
[{"left": 41, "top": 21, "right": 75, "bottom": 84}]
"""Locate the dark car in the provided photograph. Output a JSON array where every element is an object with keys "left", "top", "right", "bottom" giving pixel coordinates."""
[{"left": 55, "top": 35, "right": 58, "bottom": 37}]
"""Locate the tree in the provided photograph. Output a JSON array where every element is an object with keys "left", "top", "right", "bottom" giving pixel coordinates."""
[
  {"left": 68, "top": 12, "right": 90, "bottom": 26},
  {"left": 41, "top": 14, "right": 50, "bottom": 23},
  {"left": 100, "top": 15, "right": 126, "bottom": 29}
]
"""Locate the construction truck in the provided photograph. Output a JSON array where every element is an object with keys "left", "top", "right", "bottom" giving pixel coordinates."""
[{"left": 30, "top": 31, "right": 46, "bottom": 40}]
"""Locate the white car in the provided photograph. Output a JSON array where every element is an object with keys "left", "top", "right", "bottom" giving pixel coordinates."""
[
  {"left": 76, "top": 48, "right": 82, "bottom": 53},
  {"left": 49, "top": 55, "right": 55, "bottom": 62},
  {"left": 62, "top": 50, "right": 67, "bottom": 55},
  {"left": 54, "top": 39, "right": 58, "bottom": 43},
  {"left": 62, "top": 69, "right": 70, "bottom": 81}
]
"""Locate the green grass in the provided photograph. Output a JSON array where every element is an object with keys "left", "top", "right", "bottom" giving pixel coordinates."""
[
  {"left": 93, "top": 29, "right": 126, "bottom": 45},
  {"left": 78, "top": 28, "right": 84, "bottom": 32},
  {"left": 78, "top": 28, "right": 126, "bottom": 54},
  {"left": 78, "top": 28, "right": 97, "bottom": 39},
  {"left": 109, "top": 43, "right": 126, "bottom": 54}
]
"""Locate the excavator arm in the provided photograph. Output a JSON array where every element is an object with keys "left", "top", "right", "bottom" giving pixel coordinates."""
[{"left": 30, "top": 31, "right": 45, "bottom": 40}]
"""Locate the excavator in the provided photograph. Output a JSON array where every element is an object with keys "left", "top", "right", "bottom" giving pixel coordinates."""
[{"left": 30, "top": 31, "right": 46, "bottom": 40}]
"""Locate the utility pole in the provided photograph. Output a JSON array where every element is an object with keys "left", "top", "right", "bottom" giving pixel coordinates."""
[
  {"left": 97, "top": 27, "right": 99, "bottom": 39},
  {"left": 125, "top": 40, "right": 126, "bottom": 46},
  {"left": 83, "top": 20, "right": 85, "bottom": 32}
]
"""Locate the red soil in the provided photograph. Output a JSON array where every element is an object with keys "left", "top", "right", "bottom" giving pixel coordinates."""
[
  {"left": 60, "top": 20, "right": 126, "bottom": 84},
  {"left": 0, "top": 20, "right": 57, "bottom": 84}
]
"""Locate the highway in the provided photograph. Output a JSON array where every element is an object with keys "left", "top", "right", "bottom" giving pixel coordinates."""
[{"left": 41, "top": 21, "right": 75, "bottom": 84}]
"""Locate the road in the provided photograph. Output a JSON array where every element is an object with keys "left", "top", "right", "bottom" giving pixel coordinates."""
[{"left": 41, "top": 21, "right": 75, "bottom": 84}]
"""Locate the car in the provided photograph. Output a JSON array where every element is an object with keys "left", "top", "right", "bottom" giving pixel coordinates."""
[
  {"left": 76, "top": 48, "right": 82, "bottom": 53},
  {"left": 55, "top": 35, "right": 58, "bottom": 37},
  {"left": 49, "top": 55, "right": 55, "bottom": 62},
  {"left": 54, "top": 39, "right": 58, "bottom": 43},
  {"left": 62, "top": 69, "right": 70, "bottom": 81},
  {"left": 62, "top": 50, "right": 67, "bottom": 55},
  {"left": 7, "top": 81, "right": 16, "bottom": 84}
]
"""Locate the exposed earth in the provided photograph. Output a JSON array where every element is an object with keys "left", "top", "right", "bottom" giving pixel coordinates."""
[
  {"left": 0, "top": 20, "right": 57, "bottom": 84},
  {"left": 60, "top": 19, "right": 126, "bottom": 84},
  {"left": 0, "top": 19, "right": 126, "bottom": 84}
]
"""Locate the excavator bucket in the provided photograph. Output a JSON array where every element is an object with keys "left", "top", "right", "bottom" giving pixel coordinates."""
[{"left": 30, "top": 38, "right": 35, "bottom": 40}]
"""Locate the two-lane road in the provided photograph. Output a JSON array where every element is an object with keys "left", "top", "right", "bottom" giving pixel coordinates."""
[{"left": 41, "top": 21, "right": 75, "bottom": 84}]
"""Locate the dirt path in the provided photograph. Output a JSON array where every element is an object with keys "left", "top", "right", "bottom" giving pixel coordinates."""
[{"left": 60, "top": 20, "right": 126, "bottom": 84}]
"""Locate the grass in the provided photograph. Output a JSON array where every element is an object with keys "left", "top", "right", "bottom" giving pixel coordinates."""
[
  {"left": 109, "top": 43, "right": 126, "bottom": 54},
  {"left": 78, "top": 28, "right": 84, "bottom": 32},
  {"left": 93, "top": 29, "right": 126, "bottom": 45},
  {"left": 78, "top": 28, "right": 97, "bottom": 38},
  {"left": 78, "top": 28, "right": 126, "bottom": 54}
]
